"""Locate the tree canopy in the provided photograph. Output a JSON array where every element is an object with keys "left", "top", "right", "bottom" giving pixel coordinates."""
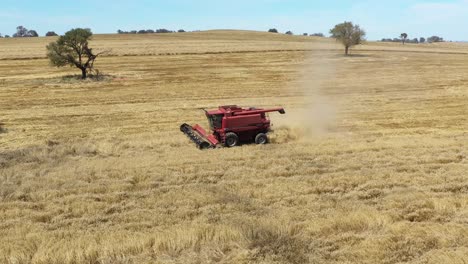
[
  {"left": 46, "top": 28, "right": 103, "bottom": 79},
  {"left": 330, "top": 22, "right": 366, "bottom": 55}
]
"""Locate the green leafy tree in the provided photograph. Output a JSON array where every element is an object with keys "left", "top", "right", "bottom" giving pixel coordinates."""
[
  {"left": 330, "top": 22, "right": 366, "bottom": 55},
  {"left": 46, "top": 28, "right": 103, "bottom": 79}
]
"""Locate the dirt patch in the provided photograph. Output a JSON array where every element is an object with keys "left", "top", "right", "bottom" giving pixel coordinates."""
[{"left": 0, "top": 123, "right": 7, "bottom": 134}]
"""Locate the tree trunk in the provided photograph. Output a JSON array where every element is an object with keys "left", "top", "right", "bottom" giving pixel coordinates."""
[
  {"left": 81, "top": 68, "right": 87, "bottom": 79},
  {"left": 345, "top": 46, "right": 349, "bottom": 56}
]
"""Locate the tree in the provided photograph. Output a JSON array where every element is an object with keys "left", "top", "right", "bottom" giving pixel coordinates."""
[
  {"left": 27, "top": 30, "right": 39, "bottom": 37},
  {"left": 400, "top": 33, "right": 408, "bottom": 44},
  {"left": 268, "top": 28, "right": 278, "bottom": 33},
  {"left": 285, "top": 31, "right": 293, "bottom": 35},
  {"left": 419, "top": 37, "right": 426, "bottom": 43},
  {"left": 46, "top": 28, "right": 103, "bottom": 79},
  {"left": 4, "top": 35, "right": 10, "bottom": 38},
  {"left": 46, "top": 31, "right": 58, "bottom": 37},
  {"left": 178, "top": 29, "right": 186, "bottom": 33},
  {"left": 330, "top": 22, "right": 366, "bottom": 55},
  {"left": 303, "top": 33, "right": 308, "bottom": 36},
  {"left": 13, "top": 26, "right": 28, "bottom": 37},
  {"left": 427, "top": 36, "right": 444, "bottom": 43},
  {"left": 0, "top": 33, "right": 2, "bottom": 38}
]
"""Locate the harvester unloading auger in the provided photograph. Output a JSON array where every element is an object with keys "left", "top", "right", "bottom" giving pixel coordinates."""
[{"left": 180, "top": 105, "right": 286, "bottom": 149}]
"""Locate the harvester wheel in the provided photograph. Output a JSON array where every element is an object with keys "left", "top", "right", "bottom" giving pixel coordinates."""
[
  {"left": 255, "top": 133, "right": 268, "bottom": 144},
  {"left": 225, "top": 133, "right": 239, "bottom": 147}
]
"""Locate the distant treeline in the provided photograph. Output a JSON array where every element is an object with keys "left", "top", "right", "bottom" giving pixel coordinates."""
[
  {"left": 0, "top": 25, "right": 186, "bottom": 37},
  {"left": 0, "top": 26, "right": 58, "bottom": 38},
  {"left": 0, "top": 26, "right": 38, "bottom": 38},
  {"left": 117, "top": 29, "right": 186, "bottom": 34},
  {"left": 381, "top": 36, "right": 444, "bottom": 44},
  {"left": 268, "top": 28, "right": 325, "bottom": 37},
  {"left": 0, "top": 25, "right": 447, "bottom": 44}
]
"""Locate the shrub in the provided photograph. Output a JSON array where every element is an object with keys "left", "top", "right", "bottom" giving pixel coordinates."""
[{"left": 268, "top": 28, "right": 278, "bottom": 33}]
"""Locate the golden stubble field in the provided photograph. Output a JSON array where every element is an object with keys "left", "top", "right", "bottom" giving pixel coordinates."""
[{"left": 0, "top": 31, "right": 467, "bottom": 264}]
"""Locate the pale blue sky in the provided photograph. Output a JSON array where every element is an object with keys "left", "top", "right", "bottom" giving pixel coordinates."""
[{"left": 0, "top": 0, "right": 466, "bottom": 40}]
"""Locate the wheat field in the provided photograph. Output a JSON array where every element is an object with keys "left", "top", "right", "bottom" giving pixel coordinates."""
[{"left": 0, "top": 31, "right": 467, "bottom": 264}]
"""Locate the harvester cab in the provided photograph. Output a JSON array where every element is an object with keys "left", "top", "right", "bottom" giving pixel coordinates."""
[{"left": 180, "top": 105, "right": 286, "bottom": 149}]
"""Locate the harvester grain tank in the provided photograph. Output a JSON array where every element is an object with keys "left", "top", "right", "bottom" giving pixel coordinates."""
[{"left": 180, "top": 105, "right": 285, "bottom": 149}]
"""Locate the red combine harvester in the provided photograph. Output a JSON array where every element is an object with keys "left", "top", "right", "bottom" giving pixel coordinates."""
[{"left": 180, "top": 105, "right": 286, "bottom": 149}]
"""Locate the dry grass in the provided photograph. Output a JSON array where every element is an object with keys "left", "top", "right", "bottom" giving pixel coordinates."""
[{"left": 0, "top": 31, "right": 467, "bottom": 264}]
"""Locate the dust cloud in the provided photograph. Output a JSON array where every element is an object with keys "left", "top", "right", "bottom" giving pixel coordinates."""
[{"left": 270, "top": 51, "right": 338, "bottom": 143}]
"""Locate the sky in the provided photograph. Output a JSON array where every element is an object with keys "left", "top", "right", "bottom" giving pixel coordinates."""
[{"left": 0, "top": 0, "right": 467, "bottom": 40}]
